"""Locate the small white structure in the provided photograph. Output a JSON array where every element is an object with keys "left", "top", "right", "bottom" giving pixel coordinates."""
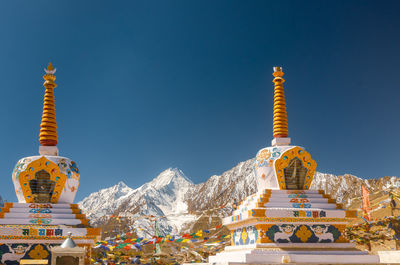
[{"left": 50, "top": 233, "right": 85, "bottom": 265}]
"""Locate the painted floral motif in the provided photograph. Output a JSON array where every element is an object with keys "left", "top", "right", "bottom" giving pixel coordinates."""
[
  {"left": 28, "top": 244, "right": 49, "bottom": 259},
  {"left": 290, "top": 198, "right": 309, "bottom": 203},
  {"left": 233, "top": 226, "right": 258, "bottom": 245},
  {"left": 29, "top": 218, "right": 52, "bottom": 225},
  {"left": 29, "top": 208, "right": 52, "bottom": 213},
  {"left": 254, "top": 147, "right": 282, "bottom": 169},
  {"left": 12, "top": 158, "right": 32, "bottom": 181},
  {"left": 57, "top": 159, "right": 68, "bottom": 171},
  {"left": 293, "top": 203, "right": 312, "bottom": 208},
  {"left": 241, "top": 227, "right": 248, "bottom": 243},
  {"left": 257, "top": 149, "right": 271, "bottom": 162},
  {"left": 28, "top": 214, "right": 52, "bottom": 219},
  {"left": 70, "top": 161, "right": 79, "bottom": 175},
  {"left": 57, "top": 159, "right": 80, "bottom": 180},
  {"left": 288, "top": 193, "right": 308, "bottom": 198},
  {"left": 295, "top": 225, "right": 312, "bottom": 242},
  {"left": 271, "top": 147, "right": 281, "bottom": 159},
  {"left": 265, "top": 224, "right": 341, "bottom": 243}
]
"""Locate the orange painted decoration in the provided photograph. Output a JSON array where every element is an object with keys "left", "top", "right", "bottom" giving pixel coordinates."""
[
  {"left": 272, "top": 67, "right": 289, "bottom": 138},
  {"left": 39, "top": 63, "right": 58, "bottom": 146}
]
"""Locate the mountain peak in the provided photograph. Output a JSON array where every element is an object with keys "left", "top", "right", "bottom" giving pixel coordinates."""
[
  {"left": 150, "top": 168, "right": 193, "bottom": 189},
  {"left": 115, "top": 181, "right": 128, "bottom": 188},
  {"left": 98, "top": 181, "right": 133, "bottom": 197}
]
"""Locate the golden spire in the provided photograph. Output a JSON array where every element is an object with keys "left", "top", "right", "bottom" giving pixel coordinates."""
[
  {"left": 272, "top": 66, "right": 289, "bottom": 138},
  {"left": 39, "top": 63, "right": 58, "bottom": 146}
]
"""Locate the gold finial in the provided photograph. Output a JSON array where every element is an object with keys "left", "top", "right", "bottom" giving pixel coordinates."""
[
  {"left": 272, "top": 66, "right": 289, "bottom": 138},
  {"left": 44, "top": 62, "right": 56, "bottom": 75},
  {"left": 39, "top": 63, "right": 58, "bottom": 146}
]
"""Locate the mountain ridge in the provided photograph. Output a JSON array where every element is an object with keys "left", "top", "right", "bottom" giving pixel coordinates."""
[{"left": 78, "top": 160, "right": 399, "bottom": 236}]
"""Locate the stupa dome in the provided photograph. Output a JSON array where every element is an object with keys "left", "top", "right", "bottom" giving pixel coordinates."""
[
  {"left": 254, "top": 145, "right": 316, "bottom": 191},
  {"left": 12, "top": 155, "right": 80, "bottom": 204}
]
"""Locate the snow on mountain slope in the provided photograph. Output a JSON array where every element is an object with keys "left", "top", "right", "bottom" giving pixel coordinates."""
[
  {"left": 79, "top": 159, "right": 399, "bottom": 236},
  {"left": 79, "top": 181, "right": 135, "bottom": 221},
  {"left": 186, "top": 159, "right": 256, "bottom": 214},
  {"left": 79, "top": 168, "right": 196, "bottom": 235}
]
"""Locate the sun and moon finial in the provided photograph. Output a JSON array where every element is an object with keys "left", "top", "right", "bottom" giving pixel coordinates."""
[{"left": 44, "top": 62, "right": 56, "bottom": 75}]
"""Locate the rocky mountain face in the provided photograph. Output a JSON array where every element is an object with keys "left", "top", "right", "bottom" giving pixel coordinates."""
[
  {"left": 186, "top": 159, "right": 256, "bottom": 214},
  {"left": 311, "top": 173, "right": 400, "bottom": 207},
  {"left": 79, "top": 159, "right": 399, "bottom": 236}
]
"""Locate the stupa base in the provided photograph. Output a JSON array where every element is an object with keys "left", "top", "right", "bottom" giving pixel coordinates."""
[{"left": 204, "top": 244, "right": 380, "bottom": 264}]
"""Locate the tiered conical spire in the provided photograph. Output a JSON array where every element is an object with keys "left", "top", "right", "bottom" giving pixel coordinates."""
[
  {"left": 272, "top": 67, "right": 289, "bottom": 138},
  {"left": 39, "top": 63, "right": 58, "bottom": 147}
]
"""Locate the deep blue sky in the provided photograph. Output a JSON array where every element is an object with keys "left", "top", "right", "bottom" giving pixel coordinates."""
[{"left": 0, "top": 1, "right": 399, "bottom": 202}]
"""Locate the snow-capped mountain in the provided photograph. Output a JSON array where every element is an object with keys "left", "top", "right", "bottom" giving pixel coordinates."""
[
  {"left": 79, "top": 168, "right": 196, "bottom": 236},
  {"left": 79, "top": 181, "right": 135, "bottom": 222},
  {"left": 79, "top": 160, "right": 399, "bottom": 236}
]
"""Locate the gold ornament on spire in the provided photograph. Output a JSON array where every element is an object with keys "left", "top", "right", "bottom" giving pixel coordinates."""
[
  {"left": 39, "top": 63, "right": 58, "bottom": 146},
  {"left": 272, "top": 67, "right": 289, "bottom": 138}
]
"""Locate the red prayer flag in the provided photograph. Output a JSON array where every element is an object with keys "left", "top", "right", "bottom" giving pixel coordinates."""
[
  {"left": 361, "top": 185, "right": 371, "bottom": 221},
  {"left": 182, "top": 233, "right": 191, "bottom": 238}
]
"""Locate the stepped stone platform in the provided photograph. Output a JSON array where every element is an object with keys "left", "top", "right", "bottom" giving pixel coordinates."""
[
  {"left": 0, "top": 201, "right": 100, "bottom": 264},
  {"left": 203, "top": 188, "right": 380, "bottom": 264}
]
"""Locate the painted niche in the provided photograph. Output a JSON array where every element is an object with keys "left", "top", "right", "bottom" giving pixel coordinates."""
[
  {"left": 18, "top": 157, "right": 67, "bottom": 204},
  {"left": 274, "top": 147, "right": 317, "bottom": 190}
]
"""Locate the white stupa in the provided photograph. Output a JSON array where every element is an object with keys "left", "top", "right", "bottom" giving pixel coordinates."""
[
  {"left": 0, "top": 63, "right": 100, "bottom": 264},
  {"left": 205, "top": 67, "right": 380, "bottom": 264}
]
